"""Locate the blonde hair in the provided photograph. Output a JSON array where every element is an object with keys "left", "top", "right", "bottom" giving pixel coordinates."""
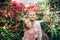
[{"left": 23, "top": 19, "right": 30, "bottom": 32}]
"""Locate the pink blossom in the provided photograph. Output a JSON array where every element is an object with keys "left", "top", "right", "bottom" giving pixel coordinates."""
[
  {"left": 0, "top": 10, "right": 3, "bottom": 13},
  {"left": 8, "top": 1, "right": 25, "bottom": 16},
  {"left": 9, "top": 1, "right": 25, "bottom": 11},
  {"left": 17, "top": 2, "right": 25, "bottom": 11}
]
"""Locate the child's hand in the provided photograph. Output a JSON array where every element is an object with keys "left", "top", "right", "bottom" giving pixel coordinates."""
[
  {"left": 35, "top": 29, "right": 38, "bottom": 38},
  {"left": 22, "top": 37, "right": 24, "bottom": 40},
  {"left": 35, "top": 33, "right": 38, "bottom": 38}
]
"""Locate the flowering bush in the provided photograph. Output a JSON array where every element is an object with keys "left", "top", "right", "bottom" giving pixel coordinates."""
[
  {"left": 0, "top": 0, "right": 25, "bottom": 31},
  {"left": 0, "top": 0, "right": 25, "bottom": 40}
]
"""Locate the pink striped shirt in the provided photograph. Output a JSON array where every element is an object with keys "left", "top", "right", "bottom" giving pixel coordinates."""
[{"left": 22, "top": 29, "right": 38, "bottom": 40}]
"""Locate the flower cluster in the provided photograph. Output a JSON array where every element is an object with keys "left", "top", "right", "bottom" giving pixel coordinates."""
[
  {"left": 0, "top": 1, "right": 25, "bottom": 20},
  {"left": 7, "top": 1, "right": 25, "bottom": 16},
  {"left": 0, "top": 1, "right": 25, "bottom": 28}
]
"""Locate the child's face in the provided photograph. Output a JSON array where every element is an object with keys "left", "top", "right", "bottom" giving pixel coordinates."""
[
  {"left": 28, "top": 12, "right": 36, "bottom": 21},
  {"left": 25, "top": 20, "right": 32, "bottom": 28}
]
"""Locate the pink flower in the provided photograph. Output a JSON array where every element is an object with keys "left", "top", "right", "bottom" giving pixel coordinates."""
[
  {"left": 8, "top": 1, "right": 25, "bottom": 16},
  {"left": 9, "top": 1, "right": 17, "bottom": 7},
  {"left": 7, "top": 11, "right": 14, "bottom": 16},
  {"left": 17, "top": 2, "right": 25, "bottom": 11},
  {"left": 9, "top": 1, "right": 25, "bottom": 11},
  {"left": 0, "top": 10, "right": 3, "bottom": 13}
]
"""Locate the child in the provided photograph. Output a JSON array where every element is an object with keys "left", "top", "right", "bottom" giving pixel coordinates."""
[{"left": 22, "top": 19, "right": 38, "bottom": 40}]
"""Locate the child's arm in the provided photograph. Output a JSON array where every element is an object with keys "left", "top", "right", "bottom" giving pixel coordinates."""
[
  {"left": 35, "top": 29, "right": 38, "bottom": 38},
  {"left": 22, "top": 32, "right": 29, "bottom": 40}
]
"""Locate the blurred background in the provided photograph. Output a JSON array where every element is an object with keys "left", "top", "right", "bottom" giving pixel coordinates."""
[{"left": 0, "top": 0, "right": 60, "bottom": 40}]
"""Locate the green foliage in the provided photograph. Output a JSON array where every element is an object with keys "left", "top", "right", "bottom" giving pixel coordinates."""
[
  {"left": 49, "top": 0, "right": 60, "bottom": 11},
  {"left": 41, "top": 22, "right": 60, "bottom": 40},
  {"left": 0, "top": 0, "right": 10, "bottom": 10},
  {"left": 0, "top": 20, "right": 24, "bottom": 40},
  {"left": 37, "top": 13, "right": 44, "bottom": 20}
]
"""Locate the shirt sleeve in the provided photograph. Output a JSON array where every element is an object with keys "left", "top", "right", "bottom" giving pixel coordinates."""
[{"left": 37, "top": 21, "right": 42, "bottom": 40}]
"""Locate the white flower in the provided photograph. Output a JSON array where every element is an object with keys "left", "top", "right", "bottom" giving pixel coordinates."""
[
  {"left": 53, "top": 25, "right": 55, "bottom": 27},
  {"left": 3, "top": 26, "right": 6, "bottom": 29}
]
